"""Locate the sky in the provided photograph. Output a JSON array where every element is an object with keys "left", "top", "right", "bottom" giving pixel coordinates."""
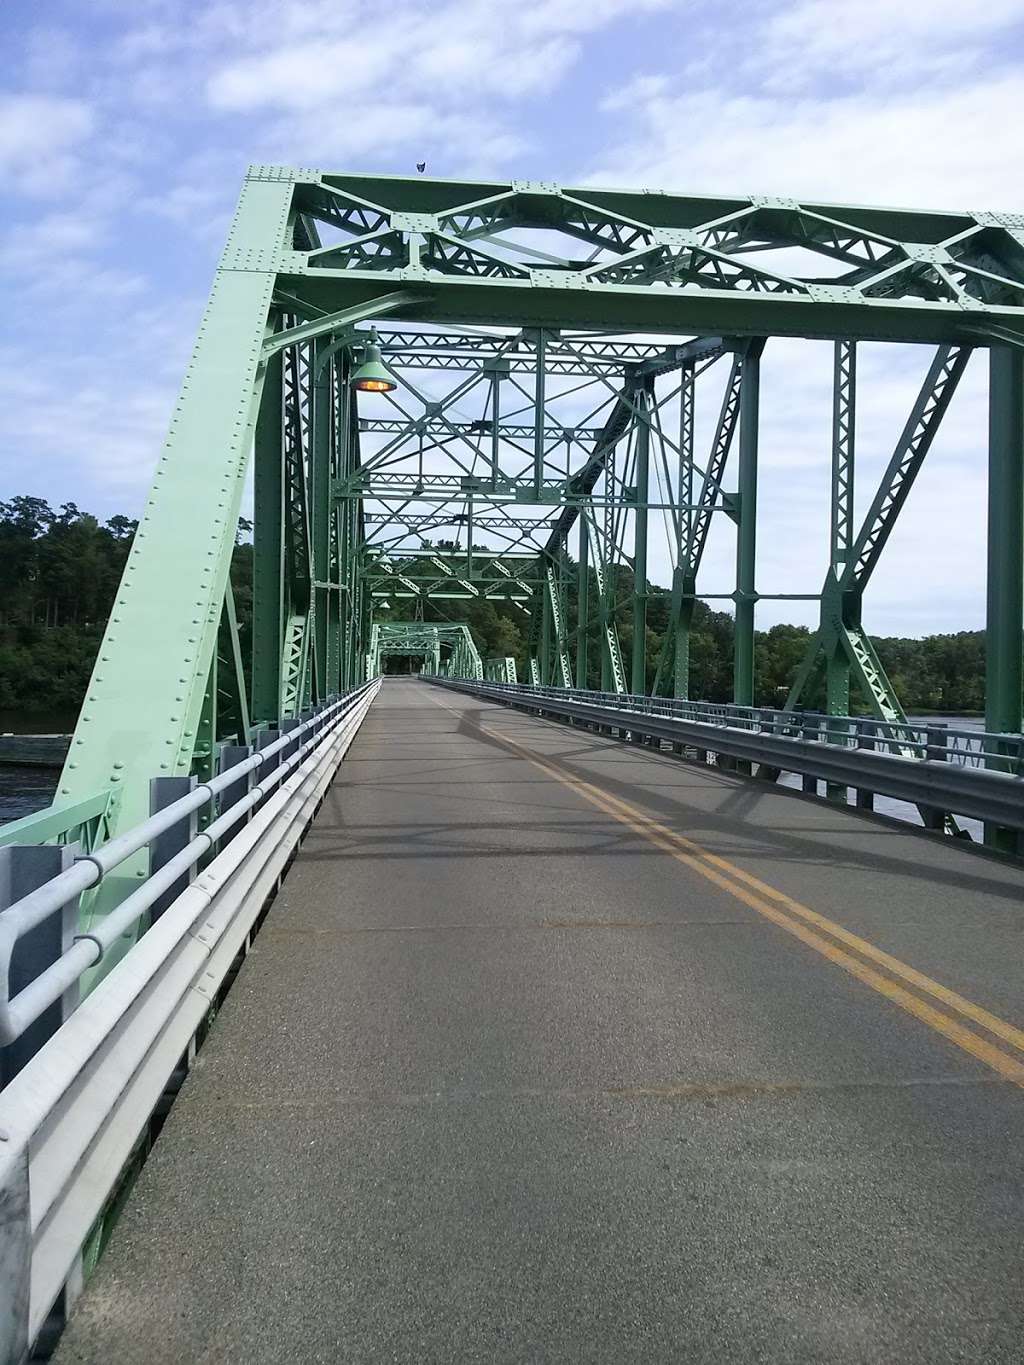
[{"left": 1, "top": 0, "right": 1023, "bottom": 635}]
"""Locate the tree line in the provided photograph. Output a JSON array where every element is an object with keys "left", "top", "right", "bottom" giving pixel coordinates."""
[
  {"left": 408, "top": 567, "right": 987, "bottom": 714},
  {"left": 0, "top": 496, "right": 988, "bottom": 718}
]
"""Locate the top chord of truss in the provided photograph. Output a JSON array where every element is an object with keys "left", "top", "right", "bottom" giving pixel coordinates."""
[{"left": 240, "top": 165, "right": 1024, "bottom": 346}]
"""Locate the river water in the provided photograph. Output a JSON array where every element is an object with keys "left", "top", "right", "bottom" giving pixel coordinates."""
[
  {"left": 0, "top": 715, "right": 990, "bottom": 835},
  {"left": 0, "top": 709, "right": 77, "bottom": 825}
]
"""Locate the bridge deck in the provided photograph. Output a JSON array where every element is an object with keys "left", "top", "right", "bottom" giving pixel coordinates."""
[{"left": 55, "top": 679, "right": 1024, "bottom": 1363}]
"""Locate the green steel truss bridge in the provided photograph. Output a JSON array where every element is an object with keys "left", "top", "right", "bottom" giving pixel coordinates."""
[
  {"left": 2, "top": 168, "right": 1024, "bottom": 1362},
  {"left": 45, "top": 168, "right": 1024, "bottom": 838}
]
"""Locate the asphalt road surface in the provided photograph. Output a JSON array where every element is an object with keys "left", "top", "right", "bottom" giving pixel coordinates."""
[{"left": 55, "top": 679, "right": 1024, "bottom": 1363}]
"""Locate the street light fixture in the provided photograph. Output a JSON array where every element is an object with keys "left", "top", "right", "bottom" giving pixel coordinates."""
[{"left": 352, "top": 328, "right": 397, "bottom": 393}]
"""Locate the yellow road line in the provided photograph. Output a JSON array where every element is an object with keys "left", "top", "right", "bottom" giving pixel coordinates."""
[
  {"left": 429, "top": 691, "right": 1024, "bottom": 1087},
  {"left": 556, "top": 751, "right": 1024, "bottom": 1056}
]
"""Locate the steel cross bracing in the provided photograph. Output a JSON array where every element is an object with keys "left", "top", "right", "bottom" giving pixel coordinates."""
[{"left": 21, "top": 162, "right": 1020, "bottom": 925}]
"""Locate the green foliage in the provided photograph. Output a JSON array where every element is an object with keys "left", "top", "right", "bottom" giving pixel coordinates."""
[
  {"left": 0, "top": 497, "right": 252, "bottom": 716},
  {"left": 0, "top": 625, "right": 106, "bottom": 712},
  {"left": 874, "top": 631, "right": 986, "bottom": 714},
  {"left": 0, "top": 496, "right": 133, "bottom": 630}
]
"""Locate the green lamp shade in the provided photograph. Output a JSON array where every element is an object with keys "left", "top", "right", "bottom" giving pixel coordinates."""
[{"left": 352, "top": 340, "right": 397, "bottom": 393}]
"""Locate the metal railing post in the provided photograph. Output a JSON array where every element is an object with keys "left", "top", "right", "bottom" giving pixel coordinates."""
[
  {"left": 802, "top": 719, "right": 818, "bottom": 794},
  {"left": 255, "top": 728, "right": 281, "bottom": 767},
  {"left": 217, "top": 745, "right": 253, "bottom": 848},
  {"left": 280, "top": 717, "right": 303, "bottom": 763},
  {"left": 0, "top": 844, "right": 78, "bottom": 1085},
  {"left": 855, "top": 721, "right": 876, "bottom": 811},
  {"left": 824, "top": 715, "right": 848, "bottom": 804},
  {"left": 149, "top": 776, "right": 199, "bottom": 922},
  {"left": 919, "top": 723, "right": 949, "bottom": 831},
  {"left": 254, "top": 728, "right": 281, "bottom": 809},
  {"left": 925, "top": 722, "right": 948, "bottom": 763}
]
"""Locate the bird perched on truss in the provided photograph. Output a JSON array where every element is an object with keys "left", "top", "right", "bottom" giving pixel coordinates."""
[{"left": 416, "top": 161, "right": 426, "bottom": 173}]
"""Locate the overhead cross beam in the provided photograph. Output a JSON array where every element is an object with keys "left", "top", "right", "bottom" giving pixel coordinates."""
[{"left": 277, "top": 168, "right": 1024, "bottom": 346}]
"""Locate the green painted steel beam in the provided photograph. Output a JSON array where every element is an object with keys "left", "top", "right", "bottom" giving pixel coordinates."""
[
  {"left": 58, "top": 173, "right": 293, "bottom": 847},
  {"left": 733, "top": 342, "right": 763, "bottom": 707},
  {"left": 252, "top": 348, "right": 284, "bottom": 723},
  {"left": 631, "top": 389, "right": 651, "bottom": 694},
  {"left": 986, "top": 346, "right": 1024, "bottom": 741},
  {"left": 0, "top": 791, "right": 114, "bottom": 850},
  {"left": 576, "top": 511, "right": 590, "bottom": 688},
  {"left": 276, "top": 167, "right": 1024, "bottom": 344}
]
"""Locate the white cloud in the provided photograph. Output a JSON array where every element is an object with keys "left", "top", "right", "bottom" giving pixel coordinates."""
[
  {"left": 0, "top": 93, "right": 94, "bottom": 192},
  {"left": 205, "top": 0, "right": 667, "bottom": 125},
  {"left": 590, "top": 74, "right": 1024, "bottom": 210},
  {"left": 764, "top": 0, "right": 1024, "bottom": 86},
  {"left": 0, "top": 211, "right": 103, "bottom": 266},
  {"left": 0, "top": 349, "right": 173, "bottom": 512},
  {"left": 0, "top": 290, "right": 204, "bottom": 515},
  {"left": 208, "top": 39, "right": 392, "bottom": 112}
]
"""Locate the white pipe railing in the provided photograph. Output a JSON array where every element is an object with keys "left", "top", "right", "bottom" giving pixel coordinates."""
[
  {"left": 0, "top": 677, "right": 381, "bottom": 1363},
  {"left": 0, "top": 681, "right": 377, "bottom": 1046}
]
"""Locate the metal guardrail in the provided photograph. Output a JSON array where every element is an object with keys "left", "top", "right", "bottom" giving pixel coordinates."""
[
  {"left": 0, "top": 678, "right": 380, "bottom": 1363},
  {"left": 453, "top": 683, "right": 1024, "bottom": 772},
  {"left": 427, "top": 678, "right": 1024, "bottom": 838},
  {"left": 0, "top": 681, "right": 377, "bottom": 1049}
]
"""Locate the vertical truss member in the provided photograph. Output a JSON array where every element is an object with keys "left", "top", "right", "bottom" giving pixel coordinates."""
[{"left": 785, "top": 345, "right": 971, "bottom": 723}]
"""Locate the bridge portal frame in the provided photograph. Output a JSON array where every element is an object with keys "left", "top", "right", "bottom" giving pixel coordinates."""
[{"left": 51, "top": 166, "right": 1024, "bottom": 868}]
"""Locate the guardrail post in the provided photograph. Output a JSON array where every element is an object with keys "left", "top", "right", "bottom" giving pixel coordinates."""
[
  {"left": 855, "top": 722, "right": 876, "bottom": 811},
  {"left": 254, "top": 728, "right": 281, "bottom": 808},
  {"left": 149, "top": 776, "right": 199, "bottom": 923},
  {"left": 824, "top": 716, "right": 848, "bottom": 804},
  {"left": 217, "top": 744, "right": 253, "bottom": 847},
  {"left": 733, "top": 710, "right": 753, "bottom": 776},
  {"left": 801, "top": 720, "right": 818, "bottom": 794},
  {"left": 256, "top": 727, "right": 281, "bottom": 764},
  {"left": 0, "top": 844, "right": 78, "bottom": 1085},
  {"left": 280, "top": 717, "right": 303, "bottom": 763},
  {"left": 918, "top": 723, "right": 949, "bottom": 831},
  {"left": 925, "top": 723, "right": 948, "bottom": 763}
]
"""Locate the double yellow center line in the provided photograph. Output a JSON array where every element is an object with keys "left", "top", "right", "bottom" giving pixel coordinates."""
[{"left": 433, "top": 694, "right": 1024, "bottom": 1088}]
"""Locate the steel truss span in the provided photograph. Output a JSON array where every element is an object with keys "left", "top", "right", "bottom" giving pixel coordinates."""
[
  {"left": 1, "top": 166, "right": 1023, "bottom": 1362},
  {"left": 31, "top": 164, "right": 1024, "bottom": 889}
]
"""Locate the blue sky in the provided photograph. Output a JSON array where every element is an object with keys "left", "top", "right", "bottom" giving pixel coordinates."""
[{"left": 2, "top": 0, "right": 1023, "bottom": 634}]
